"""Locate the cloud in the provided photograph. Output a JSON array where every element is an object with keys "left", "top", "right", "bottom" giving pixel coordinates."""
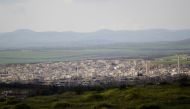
[
  {"left": 0, "top": 0, "right": 190, "bottom": 32},
  {"left": 0, "top": 0, "right": 25, "bottom": 4},
  {"left": 76, "top": 0, "right": 110, "bottom": 1},
  {"left": 63, "top": 0, "right": 73, "bottom": 4},
  {"left": 74, "top": 0, "right": 111, "bottom": 3}
]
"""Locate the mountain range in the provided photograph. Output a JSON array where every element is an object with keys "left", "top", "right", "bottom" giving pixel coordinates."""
[{"left": 0, "top": 29, "right": 190, "bottom": 50}]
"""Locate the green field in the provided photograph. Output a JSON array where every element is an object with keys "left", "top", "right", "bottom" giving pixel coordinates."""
[
  {"left": 0, "top": 41, "right": 190, "bottom": 64},
  {"left": 153, "top": 54, "right": 190, "bottom": 65},
  {"left": 0, "top": 49, "right": 110, "bottom": 64},
  {"left": 0, "top": 47, "right": 190, "bottom": 64},
  {"left": 0, "top": 83, "right": 190, "bottom": 109}
]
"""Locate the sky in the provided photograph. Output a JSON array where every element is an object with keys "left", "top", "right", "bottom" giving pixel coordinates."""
[{"left": 0, "top": 0, "right": 190, "bottom": 32}]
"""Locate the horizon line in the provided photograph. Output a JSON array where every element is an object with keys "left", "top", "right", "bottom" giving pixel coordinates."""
[{"left": 1, "top": 28, "right": 190, "bottom": 33}]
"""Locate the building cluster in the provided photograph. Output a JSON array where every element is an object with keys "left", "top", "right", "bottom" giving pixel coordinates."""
[{"left": 0, "top": 59, "right": 190, "bottom": 86}]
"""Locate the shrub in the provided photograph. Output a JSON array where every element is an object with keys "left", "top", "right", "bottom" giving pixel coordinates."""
[
  {"left": 159, "top": 81, "right": 169, "bottom": 85},
  {"left": 0, "top": 98, "right": 6, "bottom": 102},
  {"left": 125, "top": 92, "right": 142, "bottom": 100},
  {"left": 74, "top": 87, "right": 84, "bottom": 95},
  {"left": 13, "top": 103, "right": 31, "bottom": 109},
  {"left": 85, "top": 93, "right": 104, "bottom": 101},
  {"left": 138, "top": 103, "right": 160, "bottom": 109},
  {"left": 92, "top": 103, "right": 116, "bottom": 109},
  {"left": 2, "top": 106, "right": 11, "bottom": 109},
  {"left": 6, "top": 98, "right": 20, "bottom": 105},
  {"left": 52, "top": 102, "right": 71, "bottom": 109},
  {"left": 178, "top": 74, "right": 189, "bottom": 86},
  {"left": 176, "top": 95, "right": 189, "bottom": 100},
  {"left": 119, "top": 84, "right": 127, "bottom": 90}
]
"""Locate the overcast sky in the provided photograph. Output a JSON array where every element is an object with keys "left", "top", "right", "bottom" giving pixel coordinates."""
[{"left": 0, "top": 0, "right": 190, "bottom": 32}]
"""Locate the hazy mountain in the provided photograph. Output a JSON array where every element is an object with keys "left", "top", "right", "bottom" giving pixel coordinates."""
[{"left": 0, "top": 29, "right": 190, "bottom": 49}]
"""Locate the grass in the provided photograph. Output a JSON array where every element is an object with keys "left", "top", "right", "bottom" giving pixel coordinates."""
[{"left": 0, "top": 84, "right": 190, "bottom": 109}]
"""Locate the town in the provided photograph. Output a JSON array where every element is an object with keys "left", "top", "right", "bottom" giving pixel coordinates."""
[{"left": 0, "top": 57, "right": 190, "bottom": 87}]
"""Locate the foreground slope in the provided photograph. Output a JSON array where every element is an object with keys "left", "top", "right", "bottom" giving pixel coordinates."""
[{"left": 0, "top": 83, "right": 190, "bottom": 109}]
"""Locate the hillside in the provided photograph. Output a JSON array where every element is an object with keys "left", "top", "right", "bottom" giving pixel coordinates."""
[{"left": 0, "top": 83, "right": 190, "bottom": 109}]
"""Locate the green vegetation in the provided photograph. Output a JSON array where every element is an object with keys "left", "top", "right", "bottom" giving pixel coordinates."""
[
  {"left": 0, "top": 84, "right": 190, "bottom": 109},
  {"left": 0, "top": 37, "right": 190, "bottom": 64},
  {"left": 0, "top": 46, "right": 190, "bottom": 64},
  {"left": 153, "top": 54, "right": 190, "bottom": 65}
]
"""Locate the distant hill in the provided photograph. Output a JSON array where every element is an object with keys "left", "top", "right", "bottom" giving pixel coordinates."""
[
  {"left": 176, "top": 38, "right": 190, "bottom": 44},
  {"left": 0, "top": 29, "right": 190, "bottom": 49}
]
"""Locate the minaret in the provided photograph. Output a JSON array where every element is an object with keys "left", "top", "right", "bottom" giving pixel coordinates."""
[
  {"left": 177, "top": 55, "right": 180, "bottom": 74},
  {"left": 133, "top": 60, "right": 137, "bottom": 76},
  {"left": 134, "top": 60, "right": 137, "bottom": 66},
  {"left": 146, "top": 61, "right": 148, "bottom": 74},
  {"left": 76, "top": 66, "right": 79, "bottom": 77}
]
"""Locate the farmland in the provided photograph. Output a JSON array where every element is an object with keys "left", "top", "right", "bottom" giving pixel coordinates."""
[{"left": 0, "top": 43, "right": 190, "bottom": 64}]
